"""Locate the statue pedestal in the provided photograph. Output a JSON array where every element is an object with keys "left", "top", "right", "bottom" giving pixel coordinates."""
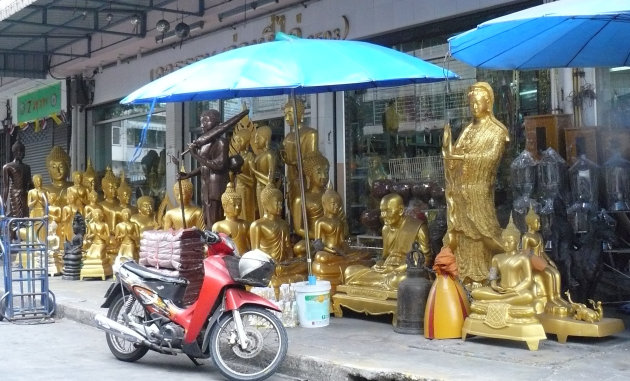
[
  {"left": 80, "top": 261, "right": 112, "bottom": 280},
  {"left": 538, "top": 313, "right": 626, "bottom": 343},
  {"left": 332, "top": 285, "right": 398, "bottom": 326},
  {"left": 462, "top": 315, "right": 547, "bottom": 351}
]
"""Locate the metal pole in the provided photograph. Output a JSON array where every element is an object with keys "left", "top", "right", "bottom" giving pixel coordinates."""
[{"left": 291, "top": 92, "right": 314, "bottom": 283}]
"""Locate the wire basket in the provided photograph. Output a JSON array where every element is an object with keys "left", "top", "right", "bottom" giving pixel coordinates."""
[{"left": 388, "top": 155, "right": 445, "bottom": 185}]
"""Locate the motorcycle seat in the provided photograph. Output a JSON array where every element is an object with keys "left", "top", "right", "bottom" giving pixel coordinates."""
[{"left": 123, "top": 261, "right": 189, "bottom": 285}]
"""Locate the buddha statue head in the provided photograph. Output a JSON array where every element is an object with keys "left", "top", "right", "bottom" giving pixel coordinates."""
[
  {"left": 252, "top": 125, "right": 271, "bottom": 152},
  {"left": 173, "top": 178, "right": 193, "bottom": 206},
  {"left": 101, "top": 166, "right": 119, "bottom": 202},
  {"left": 232, "top": 129, "right": 251, "bottom": 153},
  {"left": 221, "top": 182, "right": 242, "bottom": 218},
  {"left": 302, "top": 151, "right": 329, "bottom": 190},
  {"left": 503, "top": 214, "right": 521, "bottom": 253},
  {"left": 117, "top": 172, "right": 132, "bottom": 206},
  {"left": 468, "top": 81, "right": 494, "bottom": 119},
  {"left": 46, "top": 146, "right": 71, "bottom": 184},
  {"left": 33, "top": 174, "right": 42, "bottom": 189},
  {"left": 47, "top": 190, "right": 59, "bottom": 206},
  {"left": 91, "top": 208, "right": 104, "bottom": 223},
  {"left": 137, "top": 196, "right": 154, "bottom": 216},
  {"left": 72, "top": 171, "right": 83, "bottom": 186},
  {"left": 12, "top": 139, "right": 25, "bottom": 161},
  {"left": 525, "top": 205, "right": 541, "bottom": 232},
  {"left": 88, "top": 189, "right": 98, "bottom": 205},
  {"left": 321, "top": 183, "right": 342, "bottom": 217},
  {"left": 380, "top": 193, "right": 404, "bottom": 228},
  {"left": 284, "top": 98, "right": 305, "bottom": 127},
  {"left": 83, "top": 157, "right": 96, "bottom": 190},
  {"left": 120, "top": 208, "right": 132, "bottom": 222},
  {"left": 260, "top": 183, "right": 283, "bottom": 217}
]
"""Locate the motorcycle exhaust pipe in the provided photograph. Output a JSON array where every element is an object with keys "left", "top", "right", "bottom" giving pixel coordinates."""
[{"left": 95, "top": 314, "right": 147, "bottom": 344}]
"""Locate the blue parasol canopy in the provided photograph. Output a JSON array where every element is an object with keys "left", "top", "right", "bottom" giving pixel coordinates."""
[
  {"left": 122, "top": 32, "right": 458, "bottom": 104},
  {"left": 448, "top": 0, "right": 630, "bottom": 70}
]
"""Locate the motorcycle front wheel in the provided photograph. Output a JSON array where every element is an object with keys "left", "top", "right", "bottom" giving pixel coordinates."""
[
  {"left": 210, "top": 306, "right": 288, "bottom": 381},
  {"left": 105, "top": 294, "right": 149, "bottom": 362}
]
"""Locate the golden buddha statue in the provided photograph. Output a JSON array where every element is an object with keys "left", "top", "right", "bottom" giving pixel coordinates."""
[
  {"left": 28, "top": 174, "right": 47, "bottom": 218},
  {"left": 462, "top": 215, "right": 547, "bottom": 351},
  {"left": 117, "top": 172, "right": 137, "bottom": 216},
  {"left": 46, "top": 191, "right": 63, "bottom": 243},
  {"left": 80, "top": 208, "right": 113, "bottom": 280},
  {"left": 333, "top": 193, "right": 431, "bottom": 323},
  {"left": 43, "top": 146, "right": 72, "bottom": 206},
  {"left": 292, "top": 151, "right": 329, "bottom": 257},
  {"left": 84, "top": 188, "right": 103, "bottom": 222},
  {"left": 312, "top": 184, "right": 374, "bottom": 291},
  {"left": 212, "top": 182, "right": 251, "bottom": 255},
  {"left": 521, "top": 207, "right": 571, "bottom": 316},
  {"left": 442, "top": 82, "right": 509, "bottom": 287},
  {"left": 250, "top": 183, "right": 307, "bottom": 292},
  {"left": 251, "top": 125, "right": 277, "bottom": 215},
  {"left": 83, "top": 157, "right": 97, "bottom": 192},
  {"left": 100, "top": 166, "right": 121, "bottom": 231},
  {"left": 61, "top": 191, "right": 83, "bottom": 243},
  {"left": 162, "top": 178, "right": 205, "bottom": 230},
  {"left": 114, "top": 208, "right": 140, "bottom": 262},
  {"left": 66, "top": 171, "right": 88, "bottom": 210},
  {"left": 131, "top": 196, "right": 158, "bottom": 233},
  {"left": 47, "top": 220, "right": 63, "bottom": 275},
  {"left": 281, "top": 98, "right": 318, "bottom": 220},
  {"left": 231, "top": 129, "right": 257, "bottom": 222}
]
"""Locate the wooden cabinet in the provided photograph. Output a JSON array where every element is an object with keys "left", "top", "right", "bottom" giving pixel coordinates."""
[
  {"left": 564, "top": 127, "right": 598, "bottom": 165},
  {"left": 524, "top": 114, "right": 573, "bottom": 159}
]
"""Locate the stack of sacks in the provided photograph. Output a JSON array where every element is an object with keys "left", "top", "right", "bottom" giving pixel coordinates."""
[{"left": 139, "top": 228, "right": 206, "bottom": 305}]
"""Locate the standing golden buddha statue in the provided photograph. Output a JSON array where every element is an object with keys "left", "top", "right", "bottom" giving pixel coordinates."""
[
  {"left": 100, "top": 166, "right": 121, "bottom": 231},
  {"left": 442, "top": 82, "right": 508, "bottom": 287},
  {"left": 66, "top": 171, "right": 88, "bottom": 211},
  {"left": 162, "top": 178, "right": 205, "bottom": 230},
  {"left": 281, "top": 99, "right": 319, "bottom": 221},
  {"left": 131, "top": 196, "right": 158, "bottom": 233},
  {"left": 250, "top": 183, "right": 307, "bottom": 293},
  {"left": 28, "top": 174, "right": 47, "bottom": 218},
  {"left": 83, "top": 157, "right": 97, "bottom": 192},
  {"left": 212, "top": 182, "right": 251, "bottom": 255},
  {"left": 231, "top": 129, "right": 257, "bottom": 222},
  {"left": 251, "top": 125, "right": 277, "bottom": 215},
  {"left": 42, "top": 146, "right": 72, "bottom": 207}
]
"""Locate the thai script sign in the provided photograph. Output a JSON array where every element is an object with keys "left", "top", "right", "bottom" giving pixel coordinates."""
[{"left": 17, "top": 82, "right": 61, "bottom": 124}]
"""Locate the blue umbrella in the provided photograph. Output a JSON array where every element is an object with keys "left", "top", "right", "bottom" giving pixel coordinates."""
[
  {"left": 122, "top": 32, "right": 458, "bottom": 104},
  {"left": 448, "top": 0, "right": 630, "bottom": 70},
  {"left": 122, "top": 32, "right": 458, "bottom": 284}
]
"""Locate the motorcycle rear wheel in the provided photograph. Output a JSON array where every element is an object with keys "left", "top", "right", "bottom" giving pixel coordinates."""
[
  {"left": 210, "top": 306, "right": 288, "bottom": 381},
  {"left": 105, "top": 294, "right": 149, "bottom": 362}
]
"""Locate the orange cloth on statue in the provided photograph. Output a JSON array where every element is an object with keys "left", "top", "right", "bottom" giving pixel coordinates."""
[{"left": 424, "top": 247, "right": 470, "bottom": 339}]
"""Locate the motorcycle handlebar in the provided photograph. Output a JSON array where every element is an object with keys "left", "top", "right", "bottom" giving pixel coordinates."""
[{"left": 201, "top": 230, "right": 221, "bottom": 245}]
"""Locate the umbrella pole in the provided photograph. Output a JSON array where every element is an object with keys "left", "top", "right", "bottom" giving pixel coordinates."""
[{"left": 291, "top": 92, "right": 315, "bottom": 284}]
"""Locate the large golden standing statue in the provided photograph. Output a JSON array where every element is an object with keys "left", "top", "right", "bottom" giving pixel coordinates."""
[
  {"left": 43, "top": 146, "right": 72, "bottom": 207},
  {"left": 281, "top": 99, "right": 318, "bottom": 220},
  {"left": 100, "top": 167, "right": 121, "bottom": 231},
  {"left": 442, "top": 82, "right": 509, "bottom": 286},
  {"left": 251, "top": 125, "right": 277, "bottom": 215},
  {"left": 231, "top": 129, "right": 257, "bottom": 222}
]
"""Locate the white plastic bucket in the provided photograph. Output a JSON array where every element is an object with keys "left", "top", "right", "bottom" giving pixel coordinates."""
[{"left": 294, "top": 280, "right": 331, "bottom": 328}]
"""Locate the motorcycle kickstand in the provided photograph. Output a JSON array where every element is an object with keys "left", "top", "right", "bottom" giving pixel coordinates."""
[
  {"left": 187, "top": 355, "right": 202, "bottom": 366},
  {"left": 232, "top": 309, "right": 250, "bottom": 350}
]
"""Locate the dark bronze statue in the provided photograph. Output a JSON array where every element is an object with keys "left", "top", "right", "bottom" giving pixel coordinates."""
[
  {"left": 62, "top": 211, "right": 86, "bottom": 280},
  {"left": 2, "top": 139, "right": 33, "bottom": 217},
  {"left": 179, "top": 109, "right": 248, "bottom": 228}
]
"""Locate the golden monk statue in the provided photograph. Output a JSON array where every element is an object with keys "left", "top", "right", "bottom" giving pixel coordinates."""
[
  {"left": 343, "top": 193, "right": 430, "bottom": 291},
  {"left": 84, "top": 189, "right": 102, "bottom": 221},
  {"left": 47, "top": 191, "right": 63, "bottom": 242},
  {"left": 442, "top": 82, "right": 509, "bottom": 287},
  {"left": 43, "top": 146, "right": 72, "bottom": 207},
  {"left": 28, "top": 174, "right": 47, "bottom": 218},
  {"left": 67, "top": 171, "right": 88, "bottom": 210},
  {"left": 47, "top": 220, "right": 63, "bottom": 275},
  {"left": 281, "top": 99, "right": 318, "bottom": 220},
  {"left": 212, "top": 182, "right": 251, "bottom": 255},
  {"left": 292, "top": 151, "right": 330, "bottom": 257},
  {"left": 521, "top": 207, "right": 571, "bottom": 316},
  {"left": 131, "top": 196, "right": 158, "bottom": 233},
  {"left": 312, "top": 184, "right": 373, "bottom": 290},
  {"left": 250, "top": 183, "right": 307, "bottom": 291},
  {"left": 114, "top": 208, "right": 140, "bottom": 262},
  {"left": 80, "top": 208, "right": 112, "bottom": 280},
  {"left": 163, "top": 178, "right": 205, "bottom": 230},
  {"left": 100, "top": 167, "right": 120, "bottom": 231},
  {"left": 462, "top": 215, "right": 547, "bottom": 351},
  {"left": 251, "top": 125, "right": 277, "bottom": 214},
  {"left": 61, "top": 191, "right": 83, "bottom": 243},
  {"left": 231, "top": 129, "right": 257, "bottom": 222}
]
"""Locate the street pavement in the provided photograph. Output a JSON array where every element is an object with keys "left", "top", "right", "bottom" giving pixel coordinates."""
[{"left": 3, "top": 274, "right": 630, "bottom": 381}]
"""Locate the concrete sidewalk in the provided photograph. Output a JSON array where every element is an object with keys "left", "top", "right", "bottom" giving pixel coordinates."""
[{"left": 6, "top": 274, "right": 630, "bottom": 381}]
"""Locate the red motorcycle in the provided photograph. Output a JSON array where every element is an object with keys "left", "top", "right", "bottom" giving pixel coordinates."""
[{"left": 95, "top": 229, "right": 287, "bottom": 381}]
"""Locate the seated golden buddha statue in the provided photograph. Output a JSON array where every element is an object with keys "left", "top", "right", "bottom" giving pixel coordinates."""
[
  {"left": 251, "top": 125, "right": 277, "bottom": 216},
  {"left": 67, "top": 171, "right": 88, "bottom": 210},
  {"left": 333, "top": 193, "right": 430, "bottom": 323},
  {"left": 131, "top": 196, "right": 158, "bottom": 234},
  {"left": 521, "top": 206, "right": 571, "bottom": 317},
  {"left": 80, "top": 208, "right": 113, "bottom": 280},
  {"left": 114, "top": 208, "right": 140, "bottom": 262},
  {"left": 250, "top": 183, "right": 307, "bottom": 292},
  {"left": 100, "top": 166, "right": 121, "bottom": 231},
  {"left": 162, "top": 178, "right": 205, "bottom": 230},
  {"left": 212, "top": 182, "right": 251, "bottom": 255},
  {"left": 292, "top": 151, "right": 330, "bottom": 257},
  {"left": 312, "top": 184, "right": 373, "bottom": 291},
  {"left": 42, "top": 146, "right": 72, "bottom": 207},
  {"left": 462, "top": 215, "right": 547, "bottom": 351}
]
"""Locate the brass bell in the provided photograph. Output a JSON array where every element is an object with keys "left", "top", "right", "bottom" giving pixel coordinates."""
[{"left": 394, "top": 241, "right": 431, "bottom": 334}]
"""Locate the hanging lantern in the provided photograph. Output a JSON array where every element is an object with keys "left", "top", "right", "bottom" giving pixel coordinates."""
[
  {"left": 156, "top": 19, "right": 170, "bottom": 33},
  {"left": 568, "top": 154, "right": 600, "bottom": 233},
  {"left": 175, "top": 22, "right": 190, "bottom": 39},
  {"left": 603, "top": 152, "right": 630, "bottom": 211}
]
